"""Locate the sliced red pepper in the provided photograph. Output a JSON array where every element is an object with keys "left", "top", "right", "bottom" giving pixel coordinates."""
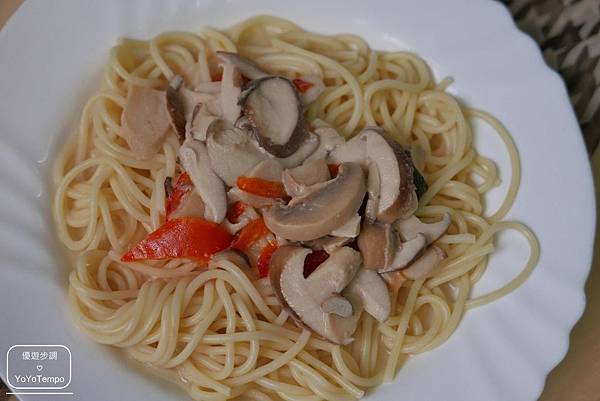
[
  {"left": 257, "top": 241, "right": 278, "bottom": 278},
  {"left": 303, "top": 250, "right": 329, "bottom": 278},
  {"left": 121, "top": 217, "right": 232, "bottom": 262},
  {"left": 226, "top": 201, "right": 246, "bottom": 224},
  {"left": 328, "top": 164, "right": 340, "bottom": 178},
  {"left": 165, "top": 172, "right": 193, "bottom": 220},
  {"left": 231, "top": 217, "right": 271, "bottom": 251},
  {"left": 237, "top": 176, "right": 289, "bottom": 199},
  {"left": 293, "top": 78, "right": 314, "bottom": 94}
]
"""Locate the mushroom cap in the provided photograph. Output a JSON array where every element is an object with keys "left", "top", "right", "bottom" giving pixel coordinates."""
[
  {"left": 206, "top": 119, "right": 268, "bottom": 186},
  {"left": 282, "top": 159, "right": 331, "bottom": 198},
  {"left": 327, "top": 127, "right": 419, "bottom": 224},
  {"left": 269, "top": 245, "right": 362, "bottom": 344},
  {"left": 264, "top": 162, "right": 366, "bottom": 241},
  {"left": 344, "top": 269, "right": 391, "bottom": 323},
  {"left": 240, "top": 76, "right": 308, "bottom": 158}
]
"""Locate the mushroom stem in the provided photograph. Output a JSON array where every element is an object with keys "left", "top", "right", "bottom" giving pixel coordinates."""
[
  {"left": 395, "top": 213, "right": 451, "bottom": 244},
  {"left": 379, "top": 233, "right": 427, "bottom": 273}
]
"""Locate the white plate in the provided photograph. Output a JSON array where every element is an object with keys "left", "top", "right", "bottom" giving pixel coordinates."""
[{"left": 0, "top": 1, "right": 595, "bottom": 400}]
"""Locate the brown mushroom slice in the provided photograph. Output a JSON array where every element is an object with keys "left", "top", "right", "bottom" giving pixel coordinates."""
[
  {"left": 179, "top": 139, "right": 227, "bottom": 223},
  {"left": 328, "top": 128, "right": 418, "bottom": 224},
  {"left": 206, "top": 119, "right": 268, "bottom": 186},
  {"left": 216, "top": 51, "right": 269, "bottom": 80},
  {"left": 327, "top": 133, "right": 367, "bottom": 164},
  {"left": 234, "top": 159, "right": 285, "bottom": 208},
  {"left": 166, "top": 76, "right": 187, "bottom": 141},
  {"left": 344, "top": 269, "right": 391, "bottom": 323},
  {"left": 379, "top": 233, "right": 427, "bottom": 274},
  {"left": 240, "top": 76, "right": 307, "bottom": 157},
  {"left": 364, "top": 129, "right": 410, "bottom": 223},
  {"left": 188, "top": 104, "right": 219, "bottom": 141},
  {"left": 401, "top": 246, "right": 446, "bottom": 279},
  {"left": 305, "top": 121, "right": 346, "bottom": 162},
  {"left": 121, "top": 84, "right": 171, "bottom": 159},
  {"left": 296, "top": 74, "right": 326, "bottom": 105},
  {"left": 321, "top": 295, "right": 353, "bottom": 317},
  {"left": 395, "top": 213, "right": 451, "bottom": 244},
  {"left": 282, "top": 159, "right": 331, "bottom": 197},
  {"left": 269, "top": 246, "right": 362, "bottom": 344},
  {"left": 357, "top": 222, "right": 396, "bottom": 270},
  {"left": 274, "top": 132, "right": 319, "bottom": 168},
  {"left": 264, "top": 163, "right": 366, "bottom": 241},
  {"left": 219, "top": 60, "right": 243, "bottom": 123}
]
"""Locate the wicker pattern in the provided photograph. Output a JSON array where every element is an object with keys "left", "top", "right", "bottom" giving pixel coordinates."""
[{"left": 504, "top": 0, "right": 600, "bottom": 152}]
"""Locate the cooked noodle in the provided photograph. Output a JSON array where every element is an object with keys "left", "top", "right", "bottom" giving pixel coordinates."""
[{"left": 52, "top": 16, "right": 540, "bottom": 401}]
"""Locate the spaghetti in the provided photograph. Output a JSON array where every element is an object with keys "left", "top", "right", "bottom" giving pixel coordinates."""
[{"left": 52, "top": 15, "right": 540, "bottom": 401}]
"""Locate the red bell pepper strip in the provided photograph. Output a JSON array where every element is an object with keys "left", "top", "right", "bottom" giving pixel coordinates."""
[
  {"left": 231, "top": 217, "right": 271, "bottom": 251},
  {"left": 327, "top": 164, "right": 339, "bottom": 178},
  {"left": 226, "top": 201, "right": 246, "bottom": 224},
  {"left": 237, "top": 176, "right": 289, "bottom": 199},
  {"left": 121, "top": 217, "right": 232, "bottom": 262},
  {"left": 303, "top": 250, "right": 329, "bottom": 278},
  {"left": 165, "top": 172, "right": 193, "bottom": 220},
  {"left": 257, "top": 241, "right": 279, "bottom": 278},
  {"left": 293, "top": 78, "right": 314, "bottom": 94}
]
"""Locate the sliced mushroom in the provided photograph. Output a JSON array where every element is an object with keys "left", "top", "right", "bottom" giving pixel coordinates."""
[
  {"left": 395, "top": 213, "right": 451, "bottom": 244},
  {"left": 206, "top": 119, "right": 268, "bottom": 186},
  {"left": 322, "top": 295, "right": 353, "bottom": 317},
  {"left": 379, "top": 233, "right": 427, "bottom": 273},
  {"left": 264, "top": 163, "right": 366, "bottom": 241},
  {"left": 365, "top": 129, "right": 417, "bottom": 223},
  {"left": 166, "top": 75, "right": 221, "bottom": 141},
  {"left": 269, "top": 245, "right": 362, "bottom": 344},
  {"left": 179, "top": 138, "right": 227, "bottom": 223},
  {"left": 188, "top": 104, "right": 218, "bottom": 141},
  {"left": 240, "top": 76, "right": 307, "bottom": 157},
  {"left": 274, "top": 132, "right": 319, "bottom": 168},
  {"left": 234, "top": 159, "right": 284, "bottom": 208},
  {"left": 296, "top": 74, "right": 326, "bottom": 105},
  {"left": 327, "top": 128, "right": 418, "bottom": 223},
  {"left": 216, "top": 51, "right": 269, "bottom": 80},
  {"left": 401, "top": 246, "right": 446, "bottom": 279},
  {"left": 380, "top": 245, "right": 446, "bottom": 291},
  {"left": 305, "top": 121, "right": 346, "bottom": 163},
  {"left": 330, "top": 214, "right": 361, "bottom": 238},
  {"left": 121, "top": 84, "right": 171, "bottom": 159},
  {"left": 219, "top": 60, "right": 243, "bottom": 123},
  {"left": 282, "top": 159, "right": 331, "bottom": 197},
  {"left": 327, "top": 132, "right": 367, "bottom": 164},
  {"left": 357, "top": 222, "right": 396, "bottom": 270},
  {"left": 344, "top": 269, "right": 390, "bottom": 323}
]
